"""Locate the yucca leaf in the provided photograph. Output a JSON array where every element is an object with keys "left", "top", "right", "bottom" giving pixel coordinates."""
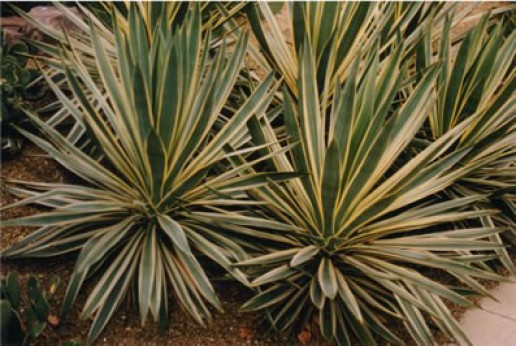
[
  {"left": 290, "top": 245, "right": 320, "bottom": 267},
  {"left": 320, "top": 300, "right": 337, "bottom": 340},
  {"left": 176, "top": 249, "right": 221, "bottom": 311},
  {"left": 251, "top": 265, "right": 297, "bottom": 287},
  {"left": 237, "top": 248, "right": 301, "bottom": 267},
  {"left": 335, "top": 271, "right": 363, "bottom": 323},
  {"left": 298, "top": 40, "right": 324, "bottom": 184},
  {"left": 76, "top": 218, "right": 136, "bottom": 272},
  {"left": 241, "top": 285, "right": 296, "bottom": 312},
  {"left": 341, "top": 303, "right": 376, "bottom": 345},
  {"left": 146, "top": 129, "right": 166, "bottom": 202},
  {"left": 157, "top": 214, "right": 191, "bottom": 255},
  {"left": 396, "top": 294, "right": 433, "bottom": 345},
  {"left": 318, "top": 258, "right": 338, "bottom": 299},
  {"left": 82, "top": 232, "right": 143, "bottom": 319},
  {"left": 138, "top": 226, "right": 157, "bottom": 324},
  {"left": 60, "top": 270, "right": 88, "bottom": 322},
  {"left": 360, "top": 303, "right": 405, "bottom": 345},
  {"left": 273, "top": 285, "right": 311, "bottom": 332},
  {"left": 160, "top": 245, "right": 204, "bottom": 326},
  {"left": 87, "top": 248, "right": 139, "bottom": 344},
  {"left": 310, "top": 276, "right": 325, "bottom": 310},
  {"left": 4, "top": 2, "right": 512, "bottom": 345},
  {"left": 321, "top": 141, "right": 341, "bottom": 236},
  {"left": 334, "top": 304, "right": 352, "bottom": 346}
]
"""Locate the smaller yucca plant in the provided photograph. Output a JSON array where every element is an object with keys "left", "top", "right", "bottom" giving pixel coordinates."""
[
  {"left": 12, "top": 2, "right": 248, "bottom": 142},
  {"left": 414, "top": 14, "right": 516, "bottom": 253},
  {"left": 245, "top": 2, "right": 476, "bottom": 97},
  {"left": 15, "top": 2, "right": 246, "bottom": 72},
  {"left": 236, "top": 38, "right": 506, "bottom": 345},
  {"left": 1, "top": 6, "right": 293, "bottom": 343}
]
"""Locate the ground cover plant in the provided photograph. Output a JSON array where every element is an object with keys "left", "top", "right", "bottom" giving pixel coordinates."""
[
  {"left": 0, "top": 31, "right": 45, "bottom": 159},
  {"left": 1, "top": 2, "right": 514, "bottom": 345},
  {"left": 0, "top": 273, "right": 65, "bottom": 345}
]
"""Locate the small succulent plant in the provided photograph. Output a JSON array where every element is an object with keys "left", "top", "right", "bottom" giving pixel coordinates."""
[
  {"left": 1, "top": 31, "right": 45, "bottom": 159},
  {"left": 0, "top": 273, "right": 61, "bottom": 345}
]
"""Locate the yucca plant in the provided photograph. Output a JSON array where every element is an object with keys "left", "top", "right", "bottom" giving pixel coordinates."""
[
  {"left": 11, "top": 2, "right": 248, "bottom": 143},
  {"left": 15, "top": 2, "right": 247, "bottom": 71},
  {"left": 235, "top": 34, "right": 507, "bottom": 344},
  {"left": 245, "top": 2, "right": 488, "bottom": 97},
  {"left": 0, "top": 6, "right": 296, "bottom": 343},
  {"left": 413, "top": 13, "right": 516, "bottom": 254}
]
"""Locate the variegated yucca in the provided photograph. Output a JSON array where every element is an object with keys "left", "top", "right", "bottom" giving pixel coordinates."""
[
  {"left": 245, "top": 2, "right": 492, "bottom": 97},
  {"left": 0, "top": 6, "right": 294, "bottom": 343},
  {"left": 0, "top": 2, "right": 514, "bottom": 345},
  {"left": 414, "top": 13, "right": 516, "bottom": 251},
  {"left": 234, "top": 4, "right": 512, "bottom": 344},
  {"left": 12, "top": 2, "right": 248, "bottom": 142}
]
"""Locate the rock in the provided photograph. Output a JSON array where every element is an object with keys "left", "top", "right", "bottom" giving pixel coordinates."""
[
  {"left": 1, "top": 17, "right": 27, "bottom": 46},
  {"left": 47, "top": 314, "right": 60, "bottom": 327},
  {"left": 26, "top": 6, "right": 82, "bottom": 41},
  {"left": 298, "top": 329, "right": 312, "bottom": 345},
  {"left": 238, "top": 326, "right": 254, "bottom": 339},
  {"left": 0, "top": 6, "right": 83, "bottom": 47}
]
